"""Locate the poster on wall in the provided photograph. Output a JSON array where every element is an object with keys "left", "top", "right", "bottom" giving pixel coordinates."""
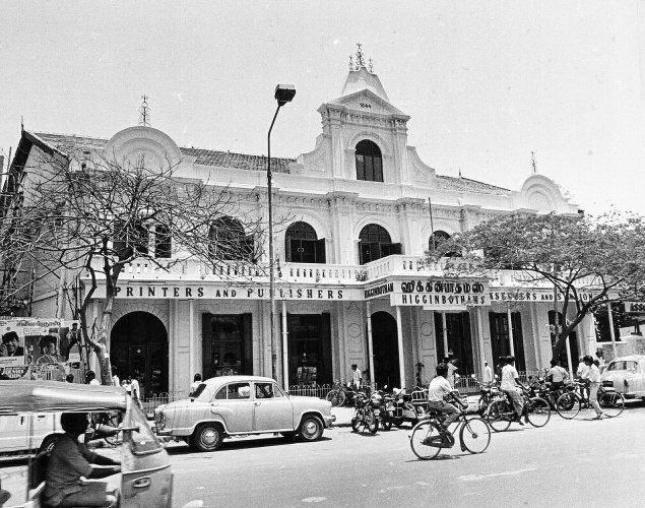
[{"left": 0, "top": 317, "right": 81, "bottom": 380}]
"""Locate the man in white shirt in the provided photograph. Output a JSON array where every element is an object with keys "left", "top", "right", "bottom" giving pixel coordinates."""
[
  {"left": 483, "top": 361, "right": 493, "bottom": 383},
  {"left": 500, "top": 356, "right": 525, "bottom": 424},
  {"left": 582, "top": 355, "right": 604, "bottom": 419},
  {"left": 427, "top": 363, "right": 460, "bottom": 432},
  {"left": 349, "top": 364, "right": 362, "bottom": 390}
]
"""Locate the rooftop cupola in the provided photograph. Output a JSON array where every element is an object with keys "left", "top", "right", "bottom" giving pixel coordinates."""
[{"left": 341, "top": 43, "right": 390, "bottom": 102}]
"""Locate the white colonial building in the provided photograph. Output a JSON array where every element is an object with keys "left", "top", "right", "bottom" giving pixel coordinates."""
[{"left": 9, "top": 50, "right": 597, "bottom": 398}]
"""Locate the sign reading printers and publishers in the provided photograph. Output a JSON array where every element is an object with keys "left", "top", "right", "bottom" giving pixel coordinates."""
[
  {"left": 390, "top": 279, "right": 488, "bottom": 308},
  {"left": 105, "top": 283, "right": 362, "bottom": 301}
]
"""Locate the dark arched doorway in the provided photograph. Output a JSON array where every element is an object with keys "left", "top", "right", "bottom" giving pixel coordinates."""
[
  {"left": 371, "top": 311, "right": 400, "bottom": 387},
  {"left": 111, "top": 312, "right": 168, "bottom": 398}
]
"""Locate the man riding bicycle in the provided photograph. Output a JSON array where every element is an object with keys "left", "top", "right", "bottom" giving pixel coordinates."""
[{"left": 426, "top": 363, "right": 462, "bottom": 445}]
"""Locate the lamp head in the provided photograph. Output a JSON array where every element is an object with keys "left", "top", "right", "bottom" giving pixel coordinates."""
[{"left": 274, "top": 84, "right": 296, "bottom": 106}]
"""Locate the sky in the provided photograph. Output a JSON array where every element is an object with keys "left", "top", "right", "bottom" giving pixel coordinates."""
[{"left": 1, "top": 0, "right": 643, "bottom": 214}]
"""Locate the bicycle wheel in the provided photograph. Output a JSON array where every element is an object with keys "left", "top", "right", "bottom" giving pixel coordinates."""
[
  {"left": 410, "top": 420, "right": 442, "bottom": 460},
  {"left": 460, "top": 417, "right": 491, "bottom": 454},
  {"left": 555, "top": 392, "right": 581, "bottom": 420},
  {"left": 331, "top": 390, "right": 346, "bottom": 407},
  {"left": 526, "top": 397, "right": 551, "bottom": 428},
  {"left": 486, "top": 400, "right": 511, "bottom": 432},
  {"left": 598, "top": 391, "right": 625, "bottom": 418}
]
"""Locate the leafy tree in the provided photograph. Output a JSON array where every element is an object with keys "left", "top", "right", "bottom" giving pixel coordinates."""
[
  {"left": 3, "top": 139, "right": 266, "bottom": 384},
  {"left": 428, "top": 212, "right": 645, "bottom": 360}
]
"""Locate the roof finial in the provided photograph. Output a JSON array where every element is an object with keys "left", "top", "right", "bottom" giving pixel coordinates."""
[
  {"left": 531, "top": 151, "right": 537, "bottom": 174},
  {"left": 348, "top": 54, "right": 354, "bottom": 71},
  {"left": 368, "top": 58, "right": 374, "bottom": 73},
  {"left": 458, "top": 168, "right": 462, "bottom": 178},
  {"left": 355, "top": 42, "right": 365, "bottom": 69},
  {"left": 139, "top": 95, "right": 151, "bottom": 127},
  {"left": 20, "top": 116, "right": 24, "bottom": 132}
]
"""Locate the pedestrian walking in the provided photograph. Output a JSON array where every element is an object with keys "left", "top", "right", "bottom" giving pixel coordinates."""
[
  {"left": 349, "top": 364, "right": 362, "bottom": 389},
  {"left": 483, "top": 361, "right": 493, "bottom": 383},
  {"left": 583, "top": 355, "right": 605, "bottom": 419}
]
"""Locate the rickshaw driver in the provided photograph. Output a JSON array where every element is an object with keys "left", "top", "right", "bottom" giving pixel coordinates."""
[{"left": 44, "top": 412, "right": 121, "bottom": 507}]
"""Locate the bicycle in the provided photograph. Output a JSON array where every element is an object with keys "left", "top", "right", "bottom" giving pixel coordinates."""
[
  {"left": 555, "top": 380, "right": 625, "bottom": 419},
  {"left": 485, "top": 384, "right": 550, "bottom": 432},
  {"left": 409, "top": 394, "right": 491, "bottom": 460}
]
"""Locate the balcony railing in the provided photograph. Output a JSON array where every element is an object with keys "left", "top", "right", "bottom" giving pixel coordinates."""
[{"left": 84, "top": 255, "right": 597, "bottom": 289}]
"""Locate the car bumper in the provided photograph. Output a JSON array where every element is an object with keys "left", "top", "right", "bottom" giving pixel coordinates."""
[{"left": 324, "top": 414, "right": 336, "bottom": 427}]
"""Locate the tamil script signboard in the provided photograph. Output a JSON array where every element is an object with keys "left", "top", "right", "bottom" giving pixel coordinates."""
[{"left": 390, "top": 279, "right": 488, "bottom": 308}]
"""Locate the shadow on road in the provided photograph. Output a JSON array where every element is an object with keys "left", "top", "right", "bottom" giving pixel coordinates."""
[{"left": 167, "top": 436, "right": 332, "bottom": 455}]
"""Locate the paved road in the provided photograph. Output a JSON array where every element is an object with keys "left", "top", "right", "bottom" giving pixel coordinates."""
[{"left": 172, "top": 401, "right": 645, "bottom": 508}]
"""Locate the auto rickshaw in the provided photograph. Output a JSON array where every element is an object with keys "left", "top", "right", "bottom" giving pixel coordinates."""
[{"left": 0, "top": 380, "right": 193, "bottom": 507}]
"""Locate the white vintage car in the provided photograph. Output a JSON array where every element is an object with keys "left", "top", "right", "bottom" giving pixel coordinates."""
[
  {"left": 154, "top": 375, "right": 334, "bottom": 451},
  {"left": 600, "top": 355, "right": 645, "bottom": 399}
]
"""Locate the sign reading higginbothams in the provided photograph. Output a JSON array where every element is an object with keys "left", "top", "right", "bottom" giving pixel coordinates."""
[
  {"left": 94, "top": 283, "right": 363, "bottom": 301},
  {"left": 390, "top": 279, "right": 488, "bottom": 307}
]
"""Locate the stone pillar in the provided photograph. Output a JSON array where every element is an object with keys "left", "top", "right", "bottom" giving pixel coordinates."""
[
  {"left": 366, "top": 301, "right": 375, "bottom": 386},
  {"left": 395, "top": 306, "right": 406, "bottom": 388},
  {"left": 282, "top": 300, "right": 289, "bottom": 389}
]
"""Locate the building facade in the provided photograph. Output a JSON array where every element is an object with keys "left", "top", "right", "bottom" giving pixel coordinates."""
[{"left": 8, "top": 53, "right": 597, "bottom": 398}]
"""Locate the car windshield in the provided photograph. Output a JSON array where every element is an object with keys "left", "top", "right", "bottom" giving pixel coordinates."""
[{"left": 607, "top": 361, "right": 638, "bottom": 372}]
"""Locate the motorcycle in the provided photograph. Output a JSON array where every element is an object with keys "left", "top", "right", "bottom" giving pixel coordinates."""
[
  {"left": 391, "top": 387, "right": 428, "bottom": 428},
  {"left": 375, "top": 388, "right": 395, "bottom": 431},
  {"left": 351, "top": 391, "right": 378, "bottom": 434}
]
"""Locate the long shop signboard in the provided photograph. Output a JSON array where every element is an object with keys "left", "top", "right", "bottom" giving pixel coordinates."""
[
  {"left": 390, "top": 279, "right": 488, "bottom": 308},
  {"left": 92, "top": 282, "right": 364, "bottom": 301}
]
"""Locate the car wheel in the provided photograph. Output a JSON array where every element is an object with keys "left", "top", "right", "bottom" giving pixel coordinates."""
[
  {"left": 298, "top": 415, "right": 324, "bottom": 441},
  {"left": 190, "top": 424, "right": 223, "bottom": 452}
]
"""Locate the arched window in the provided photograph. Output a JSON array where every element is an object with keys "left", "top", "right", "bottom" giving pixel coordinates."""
[
  {"left": 112, "top": 220, "right": 148, "bottom": 260},
  {"left": 209, "top": 216, "right": 254, "bottom": 262},
  {"left": 428, "top": 230, "right": 461, "bottom": 257},
  {"left": 355, "top": 140, "right": 383, "bottom": 182},
  {"left": 155, "top": 224, "right": 172, "bottom": 259},
  {"left": 285, "top": 222, "right": 326, "bottom": 263},
  {"left": 358, "top": 224, "right": 401, "bottom": 264}
]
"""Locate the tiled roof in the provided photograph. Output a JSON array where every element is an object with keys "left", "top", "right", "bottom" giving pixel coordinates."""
[
  {"left": 435, "top": 175, "right": 510, "bottom": 195},
  {"left": 32, "top": 132, "right": 294, "bottom": 173},
  {"left": 180, "top": 147, "right": 293, "bottom": 173},
  {"left": 30, "top": 132, "right": 510, "bottom": 194}
]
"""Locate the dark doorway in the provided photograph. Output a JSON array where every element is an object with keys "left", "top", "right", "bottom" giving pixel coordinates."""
[
  {"left": 489, "top": 312, "right": 526, "bottom": 372},
  {"left": 202, "top": 314, "right": 253, "bottom": 379},
  {"left": 548, "top": 311, "right": 580, "bottom": 371},
  {"left": 286, "top": 313, "right": 332, "bottom": 386},
  {"left": 371, "top": 311, "right": 400, "bottom": 387},
  {"left": 434, "top": 312, "right": 474, "bottom": 375},
  {"left": 111, "top": 311, "right": 168, "bottom": 398}
]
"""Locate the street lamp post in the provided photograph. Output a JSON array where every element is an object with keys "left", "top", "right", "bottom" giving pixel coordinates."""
[{"left": 267, "top": 84, "right": 296, "bottom": 381}]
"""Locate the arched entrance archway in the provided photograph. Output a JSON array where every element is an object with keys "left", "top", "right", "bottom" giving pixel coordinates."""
[
  {"left": 371, "top": 311, "right": 400, "bottom": 387},
  {"left": 111, "top": 311, "right": 168, "bottom": 398}
]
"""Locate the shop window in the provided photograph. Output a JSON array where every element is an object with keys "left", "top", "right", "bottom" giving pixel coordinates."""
[
  {"left": 155, "top": 224, "right": 172, "bottom": 258},
  {"left": 209, "top": 216, "right": 254, "bottom": 262},
  {"left": 358, "top": 224, "right": 401, "bottom": 264},
  {"left": 285, "top": 221, "right": 326, "bottom": 263},
  {"left": 355, "top": 140, "right": 383, "bottom": 182}
]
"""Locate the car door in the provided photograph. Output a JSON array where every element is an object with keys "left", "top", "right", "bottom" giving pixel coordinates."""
[
  {"left": 0, "top": 413, "right": 29, "bottom": 453},
  {"left": 121, "top": 404, "right": 173, "bottom": 508},
  {"left": 252, "top": 382, "right": 294, "bottom": 432},
  {"left": 210, "top": 382, "right": 253, "bottom": 433}
]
